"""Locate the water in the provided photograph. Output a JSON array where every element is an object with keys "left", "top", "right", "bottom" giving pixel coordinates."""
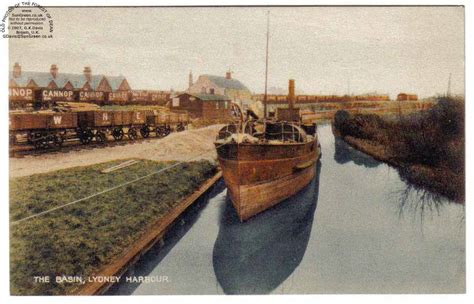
[{"left": 107, "top": 124, "right": 465, "bottom": 295}]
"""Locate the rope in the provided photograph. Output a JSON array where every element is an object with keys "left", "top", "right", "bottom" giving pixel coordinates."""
[{"left": 11, "top": 142, "right": 227, "bottom": 226}]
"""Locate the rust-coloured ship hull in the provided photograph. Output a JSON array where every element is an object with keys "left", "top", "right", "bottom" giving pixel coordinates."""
[{"left": 215, "top": 139, "right": 320, "bottom": 221}]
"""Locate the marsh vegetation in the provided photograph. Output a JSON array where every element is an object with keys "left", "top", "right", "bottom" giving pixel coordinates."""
[{"left": 333, "top": 97, "right": 464, "bottom": 202}]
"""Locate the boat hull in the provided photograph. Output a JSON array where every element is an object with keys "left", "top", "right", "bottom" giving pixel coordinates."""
[{"left": 216, "top": 140, "right": 320, "bottom": 221}]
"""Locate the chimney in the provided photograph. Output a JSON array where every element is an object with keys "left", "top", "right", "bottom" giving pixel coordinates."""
[
  {"left": 12, "top": 62, "right": 21, "bottom": 78},
  {"left": 50, "top": 64, "right": 58, "bottom": 79},
  {"left": 188, "top": 70, "right": 193, "bottom": 88},
  {"left": 288, "top": 79, "right": 295, "bottom": 109},
  {"left": 83, "top": 66, "right": 92, "bottom": 82},
  {"left": 225, "top": 71, "right": 232, "bottom": 79}
]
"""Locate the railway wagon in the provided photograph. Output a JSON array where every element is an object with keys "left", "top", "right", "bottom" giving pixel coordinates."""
[
  {"left": 78, "top": 91, "right": 106, "bottom": 104},
  {"left": 107, "top": 91, "right": 129, "bottom": 105},
  {"left": 76, "top": 110, "right": 149, "bottom": 143},
  {"left": 145, "top": 110, "right": 189, "bottom": 137},
  {"left": 9, "top": 112, "right": 78, "bottom": 148},
  {"left": 39, "top": 89, "right": 76, "bottom": 109},
  {"left": 110, "top": 110, "right": 148, "bottom": 140},
  {"left": 10, "top": 87, "right": 176, "bottom": 109},
  {"left": 129, "top": 90, "right": 150, "bottom": 105},
  {"left": 76, "top": 111, "right": 112, "bottom": 143},
  {"left": 9, "top": 87, "right": 35, "bottom": 109},
  {"left": 9, "top": 109, "right": 191, "bottom": 150}
]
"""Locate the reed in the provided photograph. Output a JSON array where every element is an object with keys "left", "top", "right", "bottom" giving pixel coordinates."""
[{"left": 333, "top": 96, "right": 464, "bottom": 202}]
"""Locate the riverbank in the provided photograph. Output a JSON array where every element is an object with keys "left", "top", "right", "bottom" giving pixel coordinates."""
[
  {"left": 10, "top": 159, "right": 218, "bottom": 295},
  {"left": 78, "top": 170, "right": 222, "bottom": 295},
  {"left": 332, "top": 97, "right": 464, "bottom": 203}
]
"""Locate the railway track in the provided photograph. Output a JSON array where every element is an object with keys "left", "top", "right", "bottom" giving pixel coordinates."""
[{"left": 9, "top": 131, "right": 178, "bottom": 158}]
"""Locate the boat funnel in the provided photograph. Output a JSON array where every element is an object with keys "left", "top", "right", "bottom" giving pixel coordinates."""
[{"left": 288, "top": 79, "right": 295, "bottom": 109}]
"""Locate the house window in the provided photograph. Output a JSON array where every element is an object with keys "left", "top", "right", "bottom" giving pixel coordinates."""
[
  {"left": 224, "top": 101, "right": 228, "bottom": 109},
  {"left": 209, "top": 88, "right": 215, "bottom": 95},
  {"left": 216, "top": 102, "right": 219, "bottom": 110}
]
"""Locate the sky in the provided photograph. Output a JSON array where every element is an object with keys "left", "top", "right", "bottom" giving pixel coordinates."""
[{"left": 9, "top": 6, "right": 464, "bottom": 98}]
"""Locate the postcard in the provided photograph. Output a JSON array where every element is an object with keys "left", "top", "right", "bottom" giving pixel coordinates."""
[{"left": 2, "top": 2, "right": 466, "bottom": 299}]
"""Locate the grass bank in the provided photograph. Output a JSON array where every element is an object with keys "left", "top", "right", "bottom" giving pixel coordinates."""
[
  {"left": 10, "top": 159, "right": 217, "bottom": 295},
  {"left": 333, "top": 97, "right": 464, "bottom": 202}
]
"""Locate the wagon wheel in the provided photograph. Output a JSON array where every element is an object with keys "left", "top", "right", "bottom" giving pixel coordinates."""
[
  {"left": 53, "top": 134, "right": 64, "bottom": 147},
  {"left": 140, "top": 126, "right": 150, "bottom": 138},
  {"left": 164, "top": 125, "right": 171, "bottom": 136},
  {"left": 33, "top": 140, "right": 46, "bottom": 149},
  {"left": 79, "top": 129, "right": 94, "bottom": 144},
  {"left": 176, "top": 123, "right": 185, "bottom": 132},
  {"left": 112, "top": 128, "right": 124, "bottom": 141},
  {"left": 27, "top": 133, "right": 34, "bottom": 144},
  {"left": 32, "top": 133, "right": 48, "bottom": 149},
  {"left": 95, "top": 130, "right": 107, "bottom": 144},
  {"left": 127, "top": 127, "right": 138, "bottom": 140},
  {"left": 155, "top": 126, "right": 166, "bottom": 138},
  {"left": 156, "top": 126, "right": 171, "bottom": 138}
]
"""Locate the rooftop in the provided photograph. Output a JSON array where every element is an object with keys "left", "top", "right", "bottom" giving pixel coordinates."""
[
  {"left": 181, "top": 93, "right": 232, "bottom": 101},
  {"left": 201, "top": 74, "right": 250, "bottom": 91},
  {"left": 9, "top": 70, "right": 127, "bottom": 91}
]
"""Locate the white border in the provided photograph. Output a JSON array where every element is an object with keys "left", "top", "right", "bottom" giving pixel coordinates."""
[{"left": 0, "top": 1, "right": 470, "bottom": 304}]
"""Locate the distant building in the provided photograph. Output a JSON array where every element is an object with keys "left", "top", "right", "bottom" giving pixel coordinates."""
[
  {"left": 187, "top": 71, "right": 252, "bottom": 108},
  {"left": 9, "top": 63, "right": 131, "bottom": 92},
  {"left": 172, "top": 93, "right": 232, "bottom": 120},
  {"left": 397, "top": 93, "right": 418, "bottom": 101},
  {"left": 253, "top": 93, "right": 390, "bottom": 104},
  {"left": 267, "top": 86, "right": 305, "bottom": 95}
]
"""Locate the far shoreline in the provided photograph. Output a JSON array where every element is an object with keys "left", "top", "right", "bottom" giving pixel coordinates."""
[{"left": 331, "top": 97, "right": 465, "bottom": 204}]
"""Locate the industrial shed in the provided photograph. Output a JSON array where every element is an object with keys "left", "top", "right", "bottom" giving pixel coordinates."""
[{"left": 172, "top": 93, "right": 233, "bottom": 120}]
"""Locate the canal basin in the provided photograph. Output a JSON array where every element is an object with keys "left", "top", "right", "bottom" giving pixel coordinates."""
[{"left": 107, "top": 124, "right": 465, "bottom": 295}]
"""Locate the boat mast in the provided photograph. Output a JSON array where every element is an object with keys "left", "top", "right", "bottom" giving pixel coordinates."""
[{"left": 263, "top": 11, "right": 270, "bottom": 119}]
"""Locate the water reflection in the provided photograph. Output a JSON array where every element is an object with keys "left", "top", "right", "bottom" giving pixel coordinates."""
[
  {"left": 333, "top": 137, "right": 380, "bottom": 168},
  {"left": 212, "top": 161, "right": 322, "bottom": 294},
  {"left": 106, "top": 124, "right": 464, "bottom": 295},
  {"left": 395, "top": 183, "right": 464, "bottom": 227},
  {"left": 105, "top": 180, "right": 227, "bottom": 295}
]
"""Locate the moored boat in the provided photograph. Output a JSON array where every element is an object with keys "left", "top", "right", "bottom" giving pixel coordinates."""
[{"left": 214, "top": 79, "right": 321, "bottom": 221}]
